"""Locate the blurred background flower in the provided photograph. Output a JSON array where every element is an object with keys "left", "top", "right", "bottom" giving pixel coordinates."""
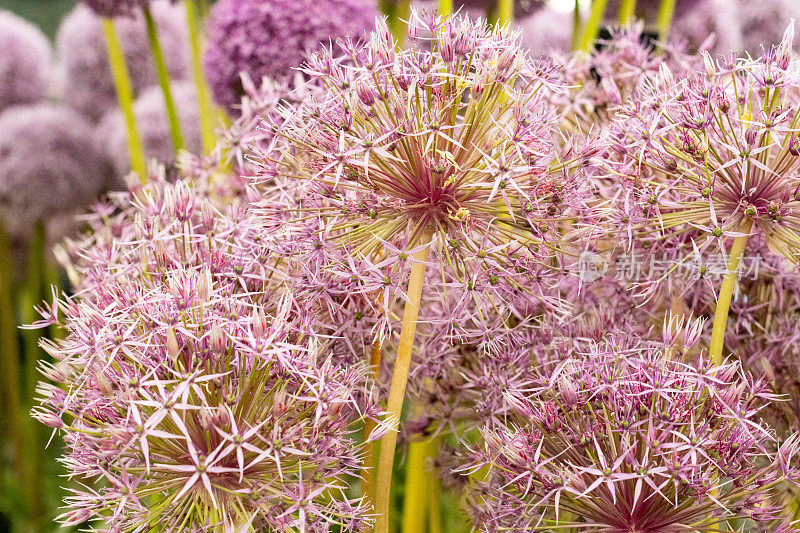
[{"left": 203, "top": 0, "right": 378, "bottom": 113}]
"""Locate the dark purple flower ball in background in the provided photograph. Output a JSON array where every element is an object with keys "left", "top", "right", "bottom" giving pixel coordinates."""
[
  {"left": 203, "top": 0, "right": 378, "bottom": 113},
  {"left": 0, "top": 104, "right": 111, "bottom": 236},
  {"left": 57, "top": 0, "right": 191, "bottom": 122},
  {"left": 80, "top": 0, "right": 180, "bottom": 18},
  {"left": 80, "top": 0, "right": 146, "bottom": 18},
  {"left": 0, "top": 11, "right": 52, "bottom": 112},
  {"left": 98, "top": 81, "right": 202, "bottom": 177}
]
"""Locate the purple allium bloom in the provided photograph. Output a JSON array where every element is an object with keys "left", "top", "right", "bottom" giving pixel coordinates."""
[
  {"left": 57, "top": 1, "right": 190, "bottom": 122},
  {"left": 0, "top": 11, "right": 52, "bottom": 112},
  {"left": 609, "top": 27, "right": 800, "bottom": 263},
  {"left": 738, "top": 0, "right": 800, "bottom": 55},
  {"left": 98, "top": 81, "right": 202, "bottom": 177},
  {"left": 202, "top": 0, "right": 378, "bottom": 113},
  {"left": 80, "top": 0, "right": 179, "bottom": 18},
  {"left": 33, "top": 172, "right": 385, "bottom": 531},
  {"left": 516, "top": 7, "right": 571, "bottom": 57},
  {"left": 261, "top": 10, "right": 598, "bottom": 264},
  {"left": 461, "top": 333, "right": 800, "bottom": 531},
  {"left": 0, "top": 104, "right": 110, "bottom": 236}
]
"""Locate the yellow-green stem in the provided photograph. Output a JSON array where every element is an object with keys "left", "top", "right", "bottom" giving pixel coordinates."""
[
  {"left": 21, "top": 220, "right": 45, "bottom": 402},
  {"left": 570, "top": 0, "right": 581, "bottom": 50},
  {"left": 496, "top": 0, "right": 513, "bottom": 25},
  {"left": 709, "top": 218, "right": 753, "bottom": 364},
  {"left": 101, "top": 18, "right": 148, "bottom": 184},
  {"left": 428, "top": 457, "right": 442, "bottom": 533},
  {"left": 618, "top": 0, "right": 636, "bottom": 23},
  {"left": 143, "top": 5, "right": 185, "bottom": 153},
  {"left": 0, "top": 223, "right": 23, "bottom": 482},
  {"left": 577, "top": 0, "right": 610, "bottom": 51},
  {"left": 438, "top": 0, "right": 454, "bottom": 16},
  {"left": 18, "top": 222, "right": 46, "bottom": 530},
  {"left": 656, "top": 0, "right": 678, "bottom": 41},
  {"left": 402, "top": 438, "right": 431, "bottom": 532},
  {"left": 374, "top": 239, "right": 432, "bottom": 533},
  {"left": 361, "top": 340, "right": 383, "bottom": 503},
  {"left": 186, "top": 0, "right": 216, "bottom": 154}
]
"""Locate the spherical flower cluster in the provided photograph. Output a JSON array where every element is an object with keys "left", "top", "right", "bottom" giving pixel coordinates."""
[
  {"left": 263, "top": 10, "right": 599, "bottom": 272},
  {"left": 0, "top": 104, "right": 110, "bottom": 236},
  {"left": 81, "top": 0, "right": 179, "bottom": 18},
  {"left": 462, "top": 333, "right": 800, "bottom": 531},
  {"left": 516, "top": 6, "right": 571, "bottom": 57},
  {"left": 0, "top": 11, "right": 52, "bottom": 112},
  {"left": 33, "top": 173, "right": 385, "bottom": 531},
  {"left": 202, "top": 0, "right": 378, "bottom": 113},
  {"left": 737, "top": 0, "right": 800, "bottom": 54},
  {"left": 610, "top": 31, "right": 800, "bottom": 263},
  {"left": 57, "top": 1, "right": 190, "bottom": 122},
  {"left": 98, "top": 81, "right": 202, "bottom": 177}
]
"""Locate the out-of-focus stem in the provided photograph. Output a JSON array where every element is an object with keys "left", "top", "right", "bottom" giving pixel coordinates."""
[
  {"left": 361, "top": 339, "right": 383, "bottom": 502},
  {"left": 374, "top": 238, "right": 432, "bottom": 533},
  {"left": 402, "top": 438, "right": 430, "bottom": 532},
  {"left": 577, "top": 0, "right": 609, "bottom": 51},
  {"left": 618, "top": 0, "right": 636, "bottom": 23},
  {"left": 438, "top": 0, "right": 454, "bottom": 15},
  {"left": 186, "top": 0, "right": 216, "bottom": 154},
  {"left": 143, "top": 5, "right": 185, "bottom": 153},
  {"left": 101, "top": 18, "right": 148, "bottom": 183},
  {"left": 428, "top": 439, "right": 442, "bottom": 533},
  {"left": 0, "top": 223, "right": 23, "bottom": 481},
  {"left": 709, "top": 218, "right": 753, "bottom": 364},
  {"left": 496, "top": 0, "right": 513, "bottom": 24},
  {"left": 570, "top": 0, "right": 581, "bottom": 50},
  {"left": 656, "top": 0, "right": 678, "bottom": 42}
]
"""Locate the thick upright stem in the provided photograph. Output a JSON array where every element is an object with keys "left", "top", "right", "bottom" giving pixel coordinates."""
[
  {"left": 656, "top": 0, "right": 678, "bottom": 42},
  {"left": 709, "top": 218, "right": 753, "bottom": 364},
  {"left": 570, "top": 0, "right": 581, "bottom": 50},
  {"left": 101, "top": 18, "right": 148, "bottom": 183},
  {"left": 496, "top": 0, "right": 513, "bottom": 24},
  {"left": 185, "top": 0, "right": 216, "bottom": 154},
  {"left": 374, "top": 240, "right": 431, "bottom": 533},
  {"left": 402, "top": 438, "right": 431, "bottom": 532},
  {"left": 143, "top": 5, "right": 185, "bottom": 153},
  {"left": 21, "top": 220, "right": 45, "bottom": 401},
  {"left": 428, "top": 460, "right": 442, "bottom": 533},
  {"left": 0, "top": 223, "right": 23, "bottom": 482},
  {"left": 618, "top": 0, "right": 636, "bottom": 23},
  {"left": 577, "top": 0, "right": 610, "bottom": 51},
  {"left": 438, "top": 0, "right": 454, "bottom": 16}
]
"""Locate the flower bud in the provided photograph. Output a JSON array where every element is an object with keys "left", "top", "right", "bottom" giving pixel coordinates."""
[
  {"left": 166, "top": 328, "right": 181, "bottom": 362},
  {"left": 210, "top": 324, "right": 226, "bottom": 354}
]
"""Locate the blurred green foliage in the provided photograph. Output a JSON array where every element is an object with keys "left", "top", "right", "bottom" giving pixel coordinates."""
[{"left": 0, "top": 0, "right": 75, "bottom": 40}]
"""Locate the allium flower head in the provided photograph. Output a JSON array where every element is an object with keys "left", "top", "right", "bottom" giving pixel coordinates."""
[
  {"left": 0, "top": 104, "right": 110, "bottom": 234},
  {"left": 99, "top": 81, "right": 202, "bottom": 177},
  {"left": 203, "top": 0, "right": 378, "bottom": 113},
  {"left": 737, "top": 0, "right": 800, "bottom": 55},
  {"left": 0, "top": 10, "right": 52, "bottom": 112},
  {"left": 81, "top": 0, "right": 179, "bottom": 18},
  {"left": 611, "top": 28, "right": 800, "bottom": 262},
  {"left": 264, "top": 10, "right": 597, "bottom": 265},
  {"left": 463, "top": 333, "right": 799, "bottom": 531},
  {"left": 516, "top": 7, "right": 571, "bottom": 57},
  {"left": 57, "top": 1, "right": 190, "bottom": 122},
  {"left": 33, "top": 173, "right": 384, "bottom": 531}
]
